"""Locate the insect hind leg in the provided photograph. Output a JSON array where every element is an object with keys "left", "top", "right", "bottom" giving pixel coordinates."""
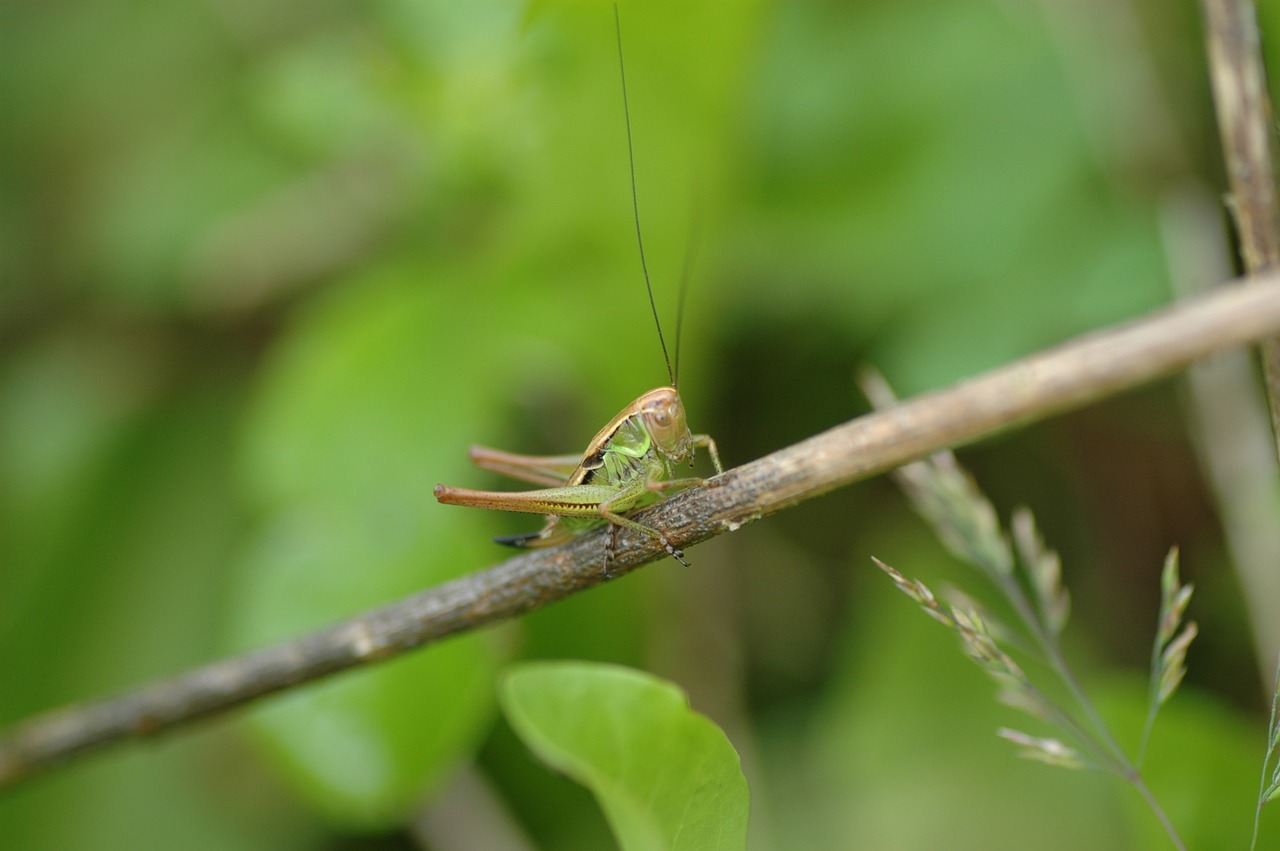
[{"left": 600, "top": 509, "right": 690, "bottom": 569}]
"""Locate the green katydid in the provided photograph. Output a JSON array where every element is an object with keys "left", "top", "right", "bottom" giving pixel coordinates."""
[{"left": 433, "top": 7, "right": 722, "bottom": 571}]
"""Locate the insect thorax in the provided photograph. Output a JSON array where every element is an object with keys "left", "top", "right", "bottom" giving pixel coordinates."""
[{"left": 583, "top": 416, "right": 668, "bottom": 487}]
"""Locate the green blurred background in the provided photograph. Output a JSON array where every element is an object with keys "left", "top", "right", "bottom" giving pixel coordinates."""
[{"left": 3, "top": 0, "right": 1280, "bottom": 847}]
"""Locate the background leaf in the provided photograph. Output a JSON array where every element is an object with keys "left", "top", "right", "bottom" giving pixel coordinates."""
[{"left": 500, "top": 661, "right": 749, "bottom": 851}]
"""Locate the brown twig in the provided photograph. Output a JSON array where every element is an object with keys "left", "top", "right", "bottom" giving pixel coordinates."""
[
  {"left": 1200, "top": 0, "right": 1280, "bottom": 446},
  {"left": 5, "top": 274, "right": 1280, "bottom": 789}
]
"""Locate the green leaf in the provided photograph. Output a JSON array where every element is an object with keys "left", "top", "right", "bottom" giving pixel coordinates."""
[{"left": 500, "top": 661, "right": 749, "bottom": 851}]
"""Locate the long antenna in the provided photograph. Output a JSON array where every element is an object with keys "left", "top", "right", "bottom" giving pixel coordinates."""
[
  {"left": 673, "top": 191, "right": 701, "bottom": 387},
  {"left": 615, "top": 4, "right": 675, "bottom": 388}
]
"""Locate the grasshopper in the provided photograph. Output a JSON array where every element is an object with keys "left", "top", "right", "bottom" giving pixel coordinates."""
[{"left": 433, "top": 7, "right": 722, "bottom": 571}]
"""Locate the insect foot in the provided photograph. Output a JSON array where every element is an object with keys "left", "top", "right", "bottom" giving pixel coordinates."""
[{"left": 661, "top": 534, "right": 691, "bottom": 568}]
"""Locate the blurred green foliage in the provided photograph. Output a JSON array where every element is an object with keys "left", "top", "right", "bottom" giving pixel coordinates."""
[{"left": 2, "top": 0, "right": 1279, "bottom": 848}]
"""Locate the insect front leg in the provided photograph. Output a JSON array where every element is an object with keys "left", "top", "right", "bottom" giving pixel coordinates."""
[{"left": 692, "top": 434, "right": 723, "bottom": 475}]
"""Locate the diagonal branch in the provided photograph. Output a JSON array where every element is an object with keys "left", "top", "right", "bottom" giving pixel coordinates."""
[{"left": 5, "top": 274, "right": 1280, "bottom": 789}]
